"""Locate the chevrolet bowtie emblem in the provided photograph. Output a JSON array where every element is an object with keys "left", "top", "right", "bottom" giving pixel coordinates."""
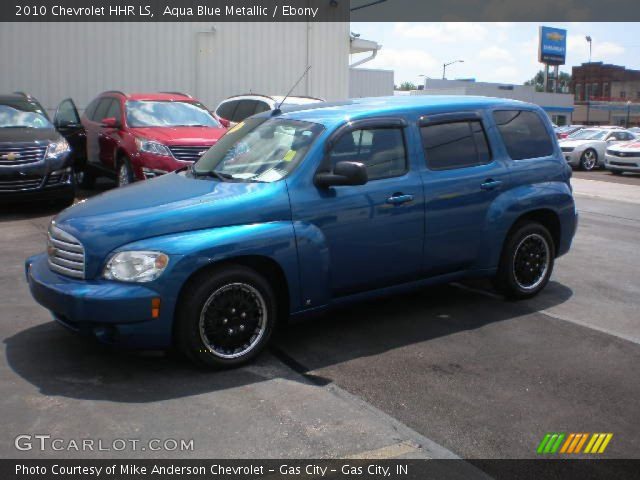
[{"left": 4, "top": 152, "right": 20, "bottom": 161}]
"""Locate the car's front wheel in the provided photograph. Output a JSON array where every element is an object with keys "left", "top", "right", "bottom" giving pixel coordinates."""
[
  {"left": 495, "top": 222, "right": 555, "bottom": 299},
  {"left": 176, "top": 266, "right": 277, "bottom": 369},
  {"left": 580, "top": 149, "right": 598, "bottom": 171}
]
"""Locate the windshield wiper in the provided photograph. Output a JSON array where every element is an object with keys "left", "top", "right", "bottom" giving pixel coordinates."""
[{"left": 191, "top": 165, "right": 234, "bottom": 181}]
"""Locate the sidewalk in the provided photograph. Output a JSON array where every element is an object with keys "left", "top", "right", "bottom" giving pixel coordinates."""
[{"left": 571, "top": 177, "right": 640, "bottom": 204}]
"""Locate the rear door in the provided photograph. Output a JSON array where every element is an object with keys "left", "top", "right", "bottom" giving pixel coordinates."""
[
  {"left": 419, "top": 111, "right": 510, "bottom": 275},
  {"left": 85, "top": 97, "right": 112, "bottom": 167},
  {"left": 53, "top": 98, "right": 86, "bottom": 164}
]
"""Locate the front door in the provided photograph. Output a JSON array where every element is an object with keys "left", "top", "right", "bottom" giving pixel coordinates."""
[
  {"left": 290, "top": 120, "right": 425, "bottom": 297},
  {"left": 53, "top": 98, "right": 86, "bottom": 165}
]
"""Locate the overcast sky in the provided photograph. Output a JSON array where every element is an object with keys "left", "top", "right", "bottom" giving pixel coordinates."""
[{"left": 349, "top": 22, "right": 640, "bottom": 86}]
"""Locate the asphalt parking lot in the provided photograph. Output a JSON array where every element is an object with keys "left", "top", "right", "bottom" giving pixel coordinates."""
[{"left": 1, "top": 170, "right": 639, "bottom": 460}]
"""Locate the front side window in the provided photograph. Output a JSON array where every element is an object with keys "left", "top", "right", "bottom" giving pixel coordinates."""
[
  {"left": 493, "top": 110, "right": 554, "bottom": 160},
  {"left": 126, "top": 100, "right": 220, "bottom": 128},
  {"left": 328, "top": 127, "right": 407, "bottom": 180},
  {"left": 231, "top": 100, "right": 258, "bottom": 123},
  {"left": 0, "top": 105, "right": 52, "bottom": 129},
  {"left": 421, "top": 120, "right": 491, "bottom": 170},
  {"left": 194, "top": 117, "right": 324, "bottom": 183}
]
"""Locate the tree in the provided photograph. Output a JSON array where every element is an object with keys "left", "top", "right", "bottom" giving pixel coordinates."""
[
  {"left": 398, "top": 81, "right": 416, "bottom": 91},
  {"left": 525, "top": 70, "right": 572, "bottom": 92}
]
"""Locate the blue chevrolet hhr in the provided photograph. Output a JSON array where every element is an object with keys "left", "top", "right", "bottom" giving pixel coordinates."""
[{"left": 27, "top": 96, "right": 578, "bottom": 368}]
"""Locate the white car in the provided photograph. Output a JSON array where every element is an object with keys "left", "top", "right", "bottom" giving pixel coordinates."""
[
  {"left": 214, "top": 94, "right": 324, "bottom": 128},
  {"left": 604, "top": 140, "right": 640, "bottom": 174},
  {"left": 559, "top": 128, "right": 637, "bottom": 170}
]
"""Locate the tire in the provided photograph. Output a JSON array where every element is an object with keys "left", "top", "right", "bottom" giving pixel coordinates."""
[
  {"left": 580, "top": 149, "right": 598, "bottom": 171},
  {"left": 176, "top": 265, "right": 277, "bottom": 369},
  {"left": 495, "top": 222, "right": 555, "bottom": 300},
  {"left": 75, "top": 166, "right": 95, "bottom": 189},
  {"left": 116, "top": 156, "right": 134, "bottom": 187}
]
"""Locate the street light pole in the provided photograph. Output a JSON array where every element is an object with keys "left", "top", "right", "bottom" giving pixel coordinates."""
[
  {"left": 585, "top": 36, "right": 592, "bottom": 125},
  {"left": 442, "top": 60, "right": 464, "bottom": 80},
  {"left": 586, "top": 36, "right": 592, "bottom": 63}
]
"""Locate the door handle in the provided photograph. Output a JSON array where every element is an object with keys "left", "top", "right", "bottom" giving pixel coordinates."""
[
  {"left": 480, "top": 179, "right": 502, "bottom": 191},
  {"left": 386, "top": 194, "right": 414, "bottom": 205}
]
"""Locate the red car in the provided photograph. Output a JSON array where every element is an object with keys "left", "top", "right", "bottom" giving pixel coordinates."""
[{"left": 53, "top": 91, "right": 227, "bottom": 188}]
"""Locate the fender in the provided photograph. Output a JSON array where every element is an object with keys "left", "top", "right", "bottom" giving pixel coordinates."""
[
  {"left": 119, "top": 221, "right": 302, "bottom": 313},
  {"left": 478, "top": 181, "right": 576, "bottom": 270}
]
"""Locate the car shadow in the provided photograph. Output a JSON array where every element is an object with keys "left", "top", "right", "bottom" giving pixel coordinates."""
[
  {"left": 0, "top": 180, "right": 114, "bottom": 223},
  {"left": 4, "top": 280, "right": 573, "bottom": 403}
]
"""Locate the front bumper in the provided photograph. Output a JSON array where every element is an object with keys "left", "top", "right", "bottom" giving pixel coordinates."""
[
  {"left": 561, "top": 150, "right": 583, "bottom": 167},
  {"left": 604, "top": 154, "right": 640, "bottom": 172},
  {"left": 25, "top": 253, "right": 174, "bottom": 349}
]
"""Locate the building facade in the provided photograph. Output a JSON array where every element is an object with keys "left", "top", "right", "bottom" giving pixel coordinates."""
[
  {"left": 571, "top": 62, "right": 640, "bottom": 126},
  {"left": 415, "top": 79, "right": 574, "bottom": 125},
  {"left": 0, "top": 22, "right": 352, "bottom": 116}
]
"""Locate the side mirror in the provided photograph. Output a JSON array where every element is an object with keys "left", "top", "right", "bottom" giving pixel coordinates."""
[
  {"left": 101, "top": 117, "right": 120, "bottom": 129},
  {"left": 315, "top": 161, "right": 368, "bottom": 188}
]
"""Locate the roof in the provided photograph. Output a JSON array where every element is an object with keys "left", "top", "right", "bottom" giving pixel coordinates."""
[
  {"left": 100, "top": 91, "right": 194, "bottom": 101},
  {"left": 270, "top": 95, "right": 538, "bottom": 127}
]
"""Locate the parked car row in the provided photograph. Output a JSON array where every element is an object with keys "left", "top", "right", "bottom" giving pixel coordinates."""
[
  {"left": 559, "top": 127, "right": 638, "bottom": 171},
  {"left": 1, "top": 90, "right": 325, "bottom": 204}
]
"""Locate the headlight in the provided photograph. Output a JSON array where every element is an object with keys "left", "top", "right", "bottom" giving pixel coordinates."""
[
  {"left": 135, "top": 137, "right": 171, "bottom": 156},
  {"left": 46, "top": 138, "right": 70, "bottom": 158},
  {"left": 103, "top": 251, "right": 169, "bottom": 282}
]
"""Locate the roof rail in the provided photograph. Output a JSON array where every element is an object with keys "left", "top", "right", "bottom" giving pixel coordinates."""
[
  {"left": 12, "top": 91, "right": 30, "bottom": 98},
  {"left": 160, "top": 91, "right": 193, "bottom": 98},
  {"left": 225, "top": 93, "right": 276, "bottom": 101},
  {"left": 101, "top": 90, "right": 127, "bottom": 97}
]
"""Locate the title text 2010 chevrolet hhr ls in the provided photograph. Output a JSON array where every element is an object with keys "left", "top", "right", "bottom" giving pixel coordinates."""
[{"left": 26, "top": 96, "right": 577, "bottom": 368}]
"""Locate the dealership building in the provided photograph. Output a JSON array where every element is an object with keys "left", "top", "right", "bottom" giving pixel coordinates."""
[{"left": 0, "top": 22, "right": 391, "bottom": 115}]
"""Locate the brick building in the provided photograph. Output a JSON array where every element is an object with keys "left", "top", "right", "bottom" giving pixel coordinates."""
[{"left": 571, "top": 62, "right": 640, "bottom": 126}]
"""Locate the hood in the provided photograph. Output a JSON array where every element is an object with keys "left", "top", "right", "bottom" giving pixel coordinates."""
[
  {"left": 131, "top": 126, "right": 226, "bottom": 145},
  {"left": 54, "top": 173, "right": 290, "bottom": 277},
  {"left": 559, "top": 139, "right": 603, "bottom": 149},
  {"left": 0, "top": 127, "right": 60, "bottom": 144},
  {"left": 608, "top": 141, "right": 640, "bottom": 152}
]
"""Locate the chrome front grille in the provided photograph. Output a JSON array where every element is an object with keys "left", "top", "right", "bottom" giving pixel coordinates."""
[
  {"left": 0, "top": 143, "right": 47, "bottom": 165},
  {"left": 607, "top": 150, "right": 640, "bottom": 158},
  {"left": 169, "top": 145, "right": 213, "bottom": 162},
  {"left": 0, "top": 175, "right": 43, "bottom": 192},
  {"left": 47, "top": 224, "right": 85, "bottom": 279}
]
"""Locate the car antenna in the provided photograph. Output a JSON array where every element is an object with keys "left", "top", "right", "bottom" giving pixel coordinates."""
[{"left": 272, "top": 65, "right": 311, "bottom": 116}]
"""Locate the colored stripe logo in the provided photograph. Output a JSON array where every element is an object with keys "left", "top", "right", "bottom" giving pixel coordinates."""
[{"left": 537, "top": 433, "right": 613, "bottom": 454}]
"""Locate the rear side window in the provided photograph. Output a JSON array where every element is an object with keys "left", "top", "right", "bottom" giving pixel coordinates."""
[
  {"left": 493, "top": 110, "right": 554, "bottom": 160},
  {"left": 92, "top": 98, "right": 113, "bottom": 122},
  {"left": 329, "top": 127, "right": 407, "bottom": 180},
  {"left": 421, "top": 121, "right": 491, "bottom": 170},
  {"left": 84, "top": 98, "right": 100, "bottom": 120},
  {"left": 232, "top": 100, "right": 258, "bottom": 122},
  {"left": 105, "top": 99, "right": 121, "bottom": 120},
  {"left": 216, "top": 100, "right": 237, "bottom": 121}
]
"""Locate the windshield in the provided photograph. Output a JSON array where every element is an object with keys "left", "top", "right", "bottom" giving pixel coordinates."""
[
  {"left": 568, "top": 129, "right": 607, "bottom": 140},
  {"left": 126, "top": 100, "right": 221, "bottom": 128},
  {"left": 193, "top": 117, "right": 324, "bottom": 183},
  {"left": 0, "top": 105, "right": 52, "bottom": 129}
]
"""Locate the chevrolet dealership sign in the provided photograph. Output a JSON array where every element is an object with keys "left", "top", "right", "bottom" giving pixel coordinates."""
[{"left": 539, "top": 26, "right": 567, "bottom": 65}]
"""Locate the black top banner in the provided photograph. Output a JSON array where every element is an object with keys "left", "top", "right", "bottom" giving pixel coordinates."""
[{"left": 2, "top": 0, "right": 640, "bottom": 22}]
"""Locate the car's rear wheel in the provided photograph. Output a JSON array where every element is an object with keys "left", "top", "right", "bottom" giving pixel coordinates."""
[
  {"left": 176, "top": 266, "right": 277, "bottom": 369},
  {"left": 117, "top": 156, "right": 134, "bottom": 187},
  {"left": 495, "top": 222, "right": 555, "bottom": 299},
  {"left": 580, "top": 149, "right": 598, "bottom": 171}
]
